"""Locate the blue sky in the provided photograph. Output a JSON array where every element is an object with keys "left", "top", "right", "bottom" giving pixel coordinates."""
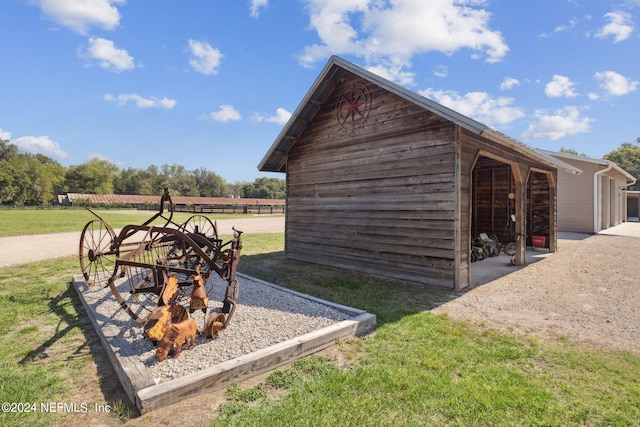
[{"left": 1, "top": 0, "right": 639, "bottom": 183}]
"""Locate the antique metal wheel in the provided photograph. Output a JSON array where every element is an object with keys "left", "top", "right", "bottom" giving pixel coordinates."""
[
  {"left": 181, "top": 215, "right": 218, "bottom": 240},
  {"left": 79, "top": 219, "right": 118, "bottom": 286}
]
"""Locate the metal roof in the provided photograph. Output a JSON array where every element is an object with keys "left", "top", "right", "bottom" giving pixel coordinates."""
[
  {"left": 542, "top": 150, "right": 636, "bottom": 183},
  {"left": 258, "top": 55, "right": 582, "bottom": 175}
]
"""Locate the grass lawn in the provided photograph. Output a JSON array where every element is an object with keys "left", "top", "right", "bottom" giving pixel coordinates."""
[{"left": 0, "top": 213, "right": 639, "bottom": 426}]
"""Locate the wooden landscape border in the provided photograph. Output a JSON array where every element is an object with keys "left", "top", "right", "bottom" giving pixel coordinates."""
[{"left": 72, "top": 273, "right": 376, "bottom": 414}]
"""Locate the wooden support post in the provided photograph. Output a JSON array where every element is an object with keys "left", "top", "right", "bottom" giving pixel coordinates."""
[
  {"left": 547, "top": 171, "right": 558, "bottom": 252},
  {"left": 512, "top": 164, "right": 529, "bottom": 265}
]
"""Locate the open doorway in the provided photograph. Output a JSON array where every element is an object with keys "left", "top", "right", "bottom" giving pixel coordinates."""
[
  {"left": 471, "top": 156, "right": 515, "bottom": 247},
  {"left": 472, "top": 156, "right": 553, "bottom": 249}
]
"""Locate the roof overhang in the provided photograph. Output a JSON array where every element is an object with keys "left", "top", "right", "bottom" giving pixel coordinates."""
[
  {"left": 258, "top": 55, "right": 582, "bottom": 176},
  {"left": 543, "top": 150, "right": 635, "bottom": 183}
]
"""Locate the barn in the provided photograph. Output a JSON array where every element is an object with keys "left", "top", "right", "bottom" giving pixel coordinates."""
[{"left": 259, "top": 56, "right": 580, "bottom": 290}]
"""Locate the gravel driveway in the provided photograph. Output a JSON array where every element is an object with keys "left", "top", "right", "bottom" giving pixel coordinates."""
[{"left": 433, "top": 227, "right": 640, "bottom": 354}]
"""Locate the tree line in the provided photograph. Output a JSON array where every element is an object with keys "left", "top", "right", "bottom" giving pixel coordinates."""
[
  {"left": 3, "top": 137, "right": 639, "bottom": 205},
  {"left": 0, "top": 140, "right": 285, "bottom": 205},
  {"left": 561, "top": 136, "right": 640, "bottom": 191}
]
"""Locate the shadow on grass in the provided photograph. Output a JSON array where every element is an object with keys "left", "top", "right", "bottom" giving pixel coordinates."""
[
  {"left": 237, "top": 251, "right": 451, "bottom": 327},
  {"left": 19, "top": 281, "right": 139, "bottom": 420},
  {"left": 18, "top": 286, "right": 92, "bottom": 365}
]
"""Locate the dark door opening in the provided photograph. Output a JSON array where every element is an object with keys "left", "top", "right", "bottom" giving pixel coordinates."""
[{"left": 471, "top": 156, "right": 515, "bottom": 245}]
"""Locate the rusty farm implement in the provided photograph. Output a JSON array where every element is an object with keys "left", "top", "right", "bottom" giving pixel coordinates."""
[{"left": 78, "top": 189, "right": 242, "bottom": 359}]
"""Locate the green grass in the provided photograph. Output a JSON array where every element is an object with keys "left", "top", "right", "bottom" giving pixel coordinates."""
[
  {"left": 213, "top": 313, "right": 640, "bottom": 426},
  {"left": 222, "top": 239, "right": 640, "bottom": 426},
  {"left": 0, "top": 208, "right": 279, "bottom": 237},
  {"left": 0, "top": 258, "right": 97, "bottom": 426},
  {"left": 0, "top": 213, "right": 639, "bottom": 426}
]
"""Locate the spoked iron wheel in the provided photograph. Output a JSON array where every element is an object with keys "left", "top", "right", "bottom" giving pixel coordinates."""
[
  {"left": 181, "top": 215, "right": 217, "bottom": 239},
  {"left": 79, "top": 219, "right": 118, "bottom": 286}
]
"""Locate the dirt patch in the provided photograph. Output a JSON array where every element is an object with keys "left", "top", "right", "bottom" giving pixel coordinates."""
[{"left": 432, "top": 234, "right": 640, "bottom": 354}]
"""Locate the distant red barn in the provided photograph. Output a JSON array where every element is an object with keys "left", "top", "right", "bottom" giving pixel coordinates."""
[{"left": 57, "top": 193, "right": 285, "bottom": 214}]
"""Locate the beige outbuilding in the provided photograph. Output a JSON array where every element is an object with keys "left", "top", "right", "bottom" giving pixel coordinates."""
[{"left": 545, "top": 151, "right": 636, "bottom": 233}]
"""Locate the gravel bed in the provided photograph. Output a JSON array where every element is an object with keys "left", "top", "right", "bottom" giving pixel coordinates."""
[{"left": 82, "top": 274, "right": 350, "bottom": 384}]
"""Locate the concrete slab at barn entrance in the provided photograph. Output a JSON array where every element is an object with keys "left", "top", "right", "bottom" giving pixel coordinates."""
[
  {"left": 468, "top": 222, "right": 640, "bottom": 287},
  {"left": 469, "top": 249, "right": 551, "bottom": 288}
]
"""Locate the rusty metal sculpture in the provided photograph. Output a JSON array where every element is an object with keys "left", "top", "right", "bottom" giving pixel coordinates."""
[
  {"left": 155, "top": 317, "right": 199, "bottom": 362},
  {"left": 78, "top": 189, "right": 242, "bottom": 350}
]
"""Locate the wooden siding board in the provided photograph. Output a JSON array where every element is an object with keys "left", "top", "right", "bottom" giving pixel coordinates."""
[
  {"left": 287, "top": 208, "right": 455, "bottom": 221},
  {"left": 288, "top": 145, "right": 456, "bottom": 184},
  {"left": 286, "top": 231, "right": 456, "bottom": 253},
  {"left": 286, "top": 244, "right": 456, "bottom": 263},
  {"left": 288, "top": 173, "right": 456, "bottom": 196},
  {"left": 290, "top": 252, "right": 453, "bottom": 288}
]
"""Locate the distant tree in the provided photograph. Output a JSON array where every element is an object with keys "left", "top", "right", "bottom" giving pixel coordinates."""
[
  {"left": 559, "top": 147, "right": 586, "bottom": 156},
  {"left": 603, "top": 139, "right": 640, "bottom": 191},
  {"left": 19, "top": 154, "right": 66, "bottom": 203},
  {"left": 155, "top": 164, "right": 198, "bottom": 196},
  {"left": 241, "top": 177, "right": 286, "bottom": 199},
  {"left": 227, "top": 181, "right": 245, "bottom": 197},
  {"left": 114, "top": 167, "right": 155, "bottom": 195},
  {"left": 0, "top": 140, "right": 65, "bottom": 204},
  {"left": 193, "top": 168, "right": 228, "bottom": 197},
  {"left": 0, "top": 160, "right": 29, "bottom": 203},
  {"left": 65, "top": 158, "right": 119, "bottom": 194},
  {"left": 0, "top": 139, "right": 19, "bottom": 161}
]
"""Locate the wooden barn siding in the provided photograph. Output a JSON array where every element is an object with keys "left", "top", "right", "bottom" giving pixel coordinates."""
[{"left": 285, "top": 73, "right": 459, "bottom": 287}]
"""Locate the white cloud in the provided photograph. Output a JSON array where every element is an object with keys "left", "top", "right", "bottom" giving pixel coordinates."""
[
  {"left": 433, "top": 65, "right": 448, "bottom": 78},
  {"left": 554, "top": 17, "right": 580, "bottom": 33},
  {"left": 12, "top": 135, "right": 69, "bottom": 160},
  {"left": 545, "top": 75, "right": 578, "bottom": 98},
  {"left": 298, "top": 0, "right": 508, "bottom": 84},
  {"left": 522, "top": 106, "right": 593, "bottom": 141},
  {"left": 365, "top": 61, "right": 416, "bottom": 87},
  {"left": 596, "top": 11, "right": 634, "bottom": 42},
  {"left": 500, "top": 77, "right": 519, "bottom": 91},
  {"left": 420, "top": 88, "right": 525, "bottom": 127},
  {"left": 250, "top": 0, "right": 269, "bottom": 18},
  {"left": 81, "top": 37, "right": 135, "bottom": 72},
  {"left": 0, "top": 128, "right": 11, "bottom": 140},
  {"left": 253, "top": 107, "right": 292, "bottom": 125},
  {"left": 538, "top": 17, "right": 581, "bottom": 38},
  {"left": 209, "top": 105, "right": 241, "bottom": 122},
  {"left": 34, "top": 0, "right": 125, "bottom": 34},
  {"left": 188, "top": 39, "right": 223, "bottom": 75},
  {"left": 594, "top": 70, "right": 639, "bottom": 96},
  {"left": 104, "top": 93, "right": 177, "bottom": 108}
]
